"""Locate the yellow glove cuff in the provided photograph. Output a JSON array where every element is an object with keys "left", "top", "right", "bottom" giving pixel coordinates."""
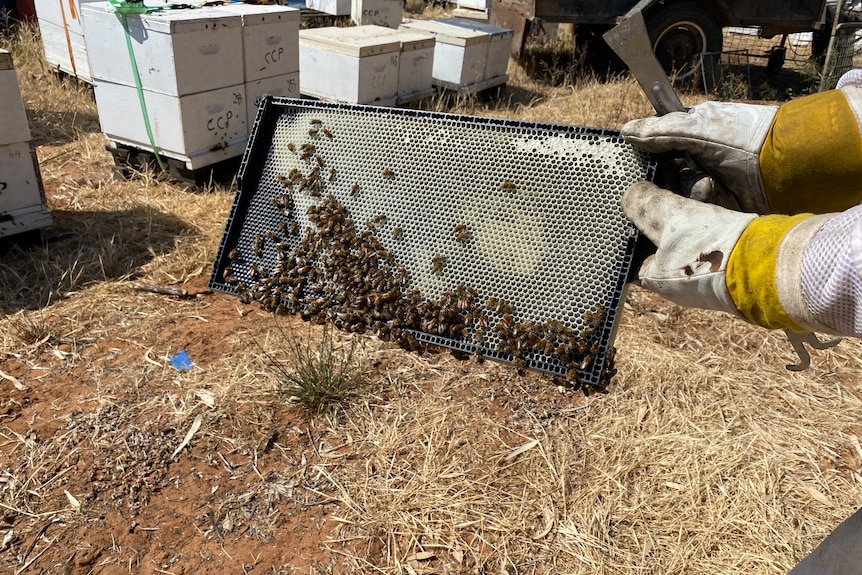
[
  {"left": 727, "top": 214, "right": 811, "bottom": 330},
  {"left": 760, "top": 90, "right": 862, "bottom": 214}
]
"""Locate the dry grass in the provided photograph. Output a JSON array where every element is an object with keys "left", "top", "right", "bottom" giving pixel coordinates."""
[{"left": 0, "top": 16, "right": 861, "bottom": 575}]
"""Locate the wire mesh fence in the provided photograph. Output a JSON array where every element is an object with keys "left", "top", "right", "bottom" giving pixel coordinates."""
[{"left": 692, "top": 26, "right": 862, "bottom": 98}]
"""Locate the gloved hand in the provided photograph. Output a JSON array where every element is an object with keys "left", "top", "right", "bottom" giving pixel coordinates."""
[
  {"left": 622, "top": 87, "right": 862, "bottom": 216},
  {"left": 622, "top": 181, "right": 756, "bottom": 315},
  {"left": 623, "top": 181, "right": 835, "bottom": 333}
]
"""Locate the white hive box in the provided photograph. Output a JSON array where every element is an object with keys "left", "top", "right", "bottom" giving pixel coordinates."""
[
  {"left": 34, "top": 0, "right": 99, "bottom": 82},
  {"left": 81, "top": 3, "right": 249, "bottom": 169},
  {"left": 299, "top": 26, "right": 400, "bottom": 106},
  {"left": 38, "top": 19, "right": 92, "bottom": 82},
  {"left": 455, "top": 0, "right": 491, "bottom": 11},
  {"left": 216, "top": 3, "right": 300, "bottom": 82},
  {"left": 399, "top": 19, "right": 489, "bottom": 91},
  {"left": 440, "top": 17, "right": 512, "bottom": 81},
  {"left": 93, "top": 80, "right": 249, "bottom": 169},
  {"left": 0, "top": 51, "right": 52, "bottom": 238},
  {"left": 245, "top": 71, "right": 300, "bottom": 125},
  {"left": 0, "top": 142, "right": 46, "bottom": 215},
  {"left": 367, "top": 27, "right": 435, "bottom": 104},
  {"left": 306, "top": 0, "right": 350, "bottom": 16},
  {"left": 351, "top": 0, "right": 403, "bottom": 29},
  {"left": 0, "top": 51, "right": 31, "bottom": 145},
  {"left": 81, "top": 2, "right": 244, "bottom": 96},
  {"left": 392, "top": 30, "right": 435, "bottom": 104}
]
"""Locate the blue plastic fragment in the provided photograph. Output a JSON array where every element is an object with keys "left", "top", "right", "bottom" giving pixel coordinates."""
[{"left": 170, "top": 350, "right": 194, "bottom": 371}]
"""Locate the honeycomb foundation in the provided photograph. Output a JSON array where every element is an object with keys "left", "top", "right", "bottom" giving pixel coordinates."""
[{"left": 210, "top": 99, "right": 656, "bottom": 389}]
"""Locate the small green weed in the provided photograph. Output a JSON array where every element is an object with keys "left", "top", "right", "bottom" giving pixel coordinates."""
[{"left": 261, "top": 320, "right": 363, "bottom": 416}]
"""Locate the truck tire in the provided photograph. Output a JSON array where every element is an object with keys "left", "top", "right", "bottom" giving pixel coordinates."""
[{"left": 645, "top": 2, "right": 723, "bottom": 82}]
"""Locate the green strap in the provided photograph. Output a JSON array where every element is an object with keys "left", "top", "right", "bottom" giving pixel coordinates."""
[{"left": 119, "top": 11, "right": 167, "bottom": 172}]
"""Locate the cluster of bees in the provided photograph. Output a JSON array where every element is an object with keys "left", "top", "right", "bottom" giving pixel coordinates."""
[{"left": 221, "top": 116, "right": 617, "bottom": 391}]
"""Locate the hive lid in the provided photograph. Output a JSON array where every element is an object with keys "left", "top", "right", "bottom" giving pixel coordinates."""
[
  {"left": 382, "top": 29, "right": 436, "bottom": 51},
  {"left": 209, "top": 98, "right": 657, "bottom": 391},
  {"left": 435, "top": 17, "right": 515, "bottom": 39},
  {"left": 399, "top": 19, "right": 491, "bottom": 47},
  {"left": 82, "top": 3, "right": 243, "bottom": 35},
  {"left": 216, "top": 3, "right": 301, "bottom": 26},
  {"left": 299, "top": 26, "right": 401, "bottom": 57}
]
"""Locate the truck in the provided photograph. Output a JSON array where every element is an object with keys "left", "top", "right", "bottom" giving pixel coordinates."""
[{"left": 490, "top": 0, "right": 830, "bottom": 76}]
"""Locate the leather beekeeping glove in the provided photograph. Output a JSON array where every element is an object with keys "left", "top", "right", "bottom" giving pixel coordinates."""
[
  {"left": 623, "top": 182, "right": 838, "bottom": 333},
  {"left": 622, "top": 87, "right": 862, "bottom": 216}
]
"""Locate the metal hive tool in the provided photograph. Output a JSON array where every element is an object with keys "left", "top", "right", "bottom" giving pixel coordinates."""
[{"left": 209, "top": 98, "right": 657, "bottom": 390}]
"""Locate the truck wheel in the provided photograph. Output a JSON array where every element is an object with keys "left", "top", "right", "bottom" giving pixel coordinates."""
[{"left": 645, "top": 2, "right": 723, "bottom": 82}]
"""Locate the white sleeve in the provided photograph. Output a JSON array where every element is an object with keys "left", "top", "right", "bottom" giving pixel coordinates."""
[{"left": 800, "top": 204, "right": 862, "bottom": 336}]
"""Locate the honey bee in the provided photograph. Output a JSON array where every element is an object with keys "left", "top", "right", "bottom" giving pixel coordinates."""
[
  {"left": 228, "top": 248, "right": 239, "bottom": 260},
  {"left": 328, "top": 168, "right": 336, "bottom": 181},
  {"left": 301, "top": 143, "right": 316, "bottom": 153},
  {"left": 287, "top": 142, "right": 296, "bottom": 152},
  {"left": 275, "top": 173, "right": 287, "bottom": 182},
  {"left": 392, "top": 226, "right": 404, "bottom": 240},
  {"left": 500, "top": 180, "right": 516, "bottom": 190},
  {"left": 373, "top": 214, "right": 387, "bottom": 224},
  {"left": 322, "top": 128, "right": 333, "bottom": 139},
  {"left": 381, "top": 169, "right": 395, "bottom": 179},
  {"left": 454, "top": 223, "right": 472, "bottom": 244},
  {"left": 308, "top": 128, "right": 319, "bottom": 137},
  {"left": 431, "top": 254, "right": 447, "bottom": 275},
  {"left": 580, "top": 355, "right": 593, "bottom": 370},
  {"left": 315, "top": 154, "right": 324, "bottom": 167},
  {"left": 350, "top": 183, "right": 360, "bottom": 196},
  {"left": 252, "top": 233, "right": 264, "bottom": 257},
  {"left": 310, "top": 119, "right": 323, "bottom": 126}
]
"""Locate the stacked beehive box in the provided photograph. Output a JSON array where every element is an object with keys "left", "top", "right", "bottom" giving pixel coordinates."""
[
  {"left": 218, "top": 3, "right": 300, "bottom": 126},
  {"left": 400, "top": 17, "right": 512, "bottom": 94},
  {"left": 299, "top": 25, "right": 436, "bottom": 106},
  {"left": 299, "top": 25, "right": 401, "bottom": 106},
  {"left": 34, "top": 0, "right": 99, "bottom": 82},
  {"left": 0, "top": 50, "right": 52, "bottom": 238},
  {"left": 81, "top": 2, "right": 300, "bottom": 172},
  {"left": 387, "top": 29, "right": 435, "bottom": 104}
]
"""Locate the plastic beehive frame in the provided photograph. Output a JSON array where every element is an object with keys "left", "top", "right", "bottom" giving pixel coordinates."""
[{"left": 210, "top": 98, "right": 657, "bottom": 389}]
